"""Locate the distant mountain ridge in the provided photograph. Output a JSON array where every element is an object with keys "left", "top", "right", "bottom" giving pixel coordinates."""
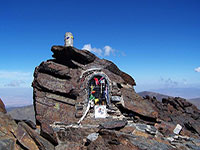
[
  {"left": 137, "top": 91, "right": 172, "bottom": 102},
  {"left": 149, "top": 87, "right": 200, "bottom": 99},
  {"left": 138, "top": 91, "right": 200, "bottom": 109},
  {"left": 189, "top": 98, "right": 200, "bottom": 110},
  {"left": 7, "top": 105, "right": 35, "bottom": 123}
]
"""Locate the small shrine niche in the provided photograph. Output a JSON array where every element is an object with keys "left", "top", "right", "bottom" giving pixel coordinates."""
[
  {"left": 85, "top": 73, "right": 111, "bottom": 118},
  {"left": 88, "top": 74, "right": 110, "bottom": 106}
]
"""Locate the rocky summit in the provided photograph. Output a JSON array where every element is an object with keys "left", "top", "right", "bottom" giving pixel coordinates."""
[{"left": 0, "top": 45, "right": 200, "bottom": 150}]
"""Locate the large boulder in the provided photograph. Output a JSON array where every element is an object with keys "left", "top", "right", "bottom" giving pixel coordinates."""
[{"left": 32, "top": 46, "right": 159, "bottom": 145}]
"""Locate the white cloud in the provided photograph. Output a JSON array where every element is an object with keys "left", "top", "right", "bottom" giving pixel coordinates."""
[
  {"left": 160, "top": 77, "right": 178, "bottom": 88},
  {"left": 121, "top": 51, "right": 126, "bottom": 56},
  {"left": 82, "top": 44, "right": 103, "bottom": 56},
  {"left": 0, "top": 71, "right": 32, "bottom": 80},
  {"left": 4, "top": 80, "right": 26, "bottom": 87},
  {"left": 195, "top": 67, "right": 200, "bottom": 72},
  {"left": 182, "top": 79, "right": 187, "bottom": 85},
  {"left": 0, "top": 71, "right": 33, "bottom": 88},
  {"left": 104, "top": 45, "right": 114, "bottom": 56},
  {"left": 82, "top": 44, "right": 118, "bottom": 56}
]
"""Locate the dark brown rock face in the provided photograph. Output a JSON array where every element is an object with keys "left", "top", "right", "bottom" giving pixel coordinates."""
[
  {"left": 32, "top": 46, "right": 159, "bottom": 144},
  {"left": 87, "top": 129, "right": 174, "bottom": 150},
  {"left": 0, "top": 112, "right": 18, "bottom": 150},
  {"left": 99, "top": 119, "right": 128, "bottom": 130},
  {"left": 145, "top": 96, "right": 200, "bottom": 138},
  {"left": 0, "top": 99, "right": 54, "bottom": 150},
  {"left": 0, "top": 98, "right": 6, "bottom": 113}
]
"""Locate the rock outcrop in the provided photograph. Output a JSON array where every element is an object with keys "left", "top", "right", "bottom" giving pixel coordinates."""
[
  {"left": 145, "top": 96, "right": 200, "bottom": 138},
  {"left": 30, "top": 46, "right": 200, "bottom": 149},
  {"left": 32, "top": 46, "right": 159, "bottom": 144},
  {"left": 0, "top": 98, "right": 6, "bottom": 113},
  {"left": 0, "top": 99, "right": 54, "bottom": 150}
]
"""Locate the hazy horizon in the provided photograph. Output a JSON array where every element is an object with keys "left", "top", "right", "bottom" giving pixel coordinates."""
[{"left": 1, "top": 86, "right": 200, "bottom": 108}]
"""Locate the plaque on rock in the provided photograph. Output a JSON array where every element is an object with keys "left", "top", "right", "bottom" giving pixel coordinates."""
[{"left": 94, "top": 105, "right": 107, "bottom": 118}]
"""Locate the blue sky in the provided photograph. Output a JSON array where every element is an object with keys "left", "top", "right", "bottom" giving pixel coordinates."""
[{"left": 0, "top": 0, "right": 200, "bottom": 106}]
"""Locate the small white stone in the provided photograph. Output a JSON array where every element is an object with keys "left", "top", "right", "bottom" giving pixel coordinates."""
[
  {"left": 174, "top": 135, "right": 179, "bottom": 139},
  {"left": 87, "top": 133, "right": 99, "bottom": 142},
  {"left": 173, "top": 124, "right": 182, "bottom": 135},
  {"left": 167, "top": 137, "right": 174, "bottom": 142}
]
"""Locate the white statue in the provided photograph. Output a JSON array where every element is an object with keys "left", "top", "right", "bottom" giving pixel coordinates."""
[{"left": 64, "top": 32, "right": 74, "bottom": 47}]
